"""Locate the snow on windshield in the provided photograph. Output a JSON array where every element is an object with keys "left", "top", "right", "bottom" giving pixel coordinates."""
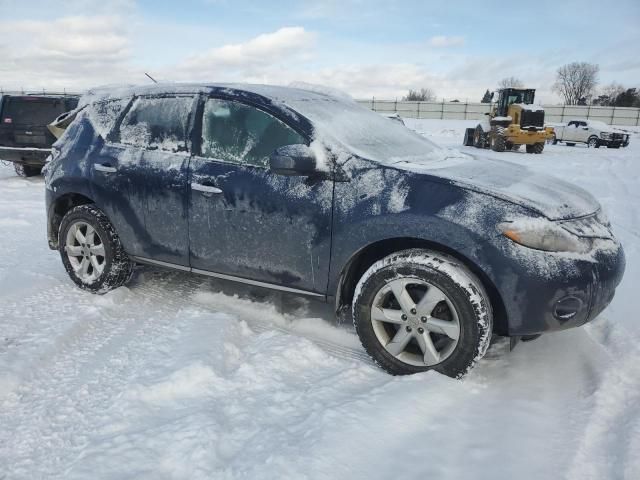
[{"left": 285, "top": 96, "right": 441, "bottom": 163}]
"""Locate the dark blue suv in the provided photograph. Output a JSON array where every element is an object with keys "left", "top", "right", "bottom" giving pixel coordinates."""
[{"left": 44, "top": 84, "right": 625, "bottom": 378}]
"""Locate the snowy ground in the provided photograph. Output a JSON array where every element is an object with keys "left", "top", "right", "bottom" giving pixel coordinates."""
[{"left": 1, "top": 120, "right": 639, "bottom": 480}]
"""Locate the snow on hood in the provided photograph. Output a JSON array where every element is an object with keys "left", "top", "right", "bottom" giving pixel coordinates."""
[{"left": 392, "top": 153, "right": 600, "bottom": 220}]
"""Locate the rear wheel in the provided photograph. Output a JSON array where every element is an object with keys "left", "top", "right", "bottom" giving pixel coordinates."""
[
  {"left": 59, "top": 204, "right": 134, "bottom": 294},
  {"left": 14, "top": 163, "right": 42, "bottom": 177},
  {"left": 587, "top": 136, "right": 599, "bottom": 148},
  {"left": 352, "top": 249, "right": 493, "bottom": 378},
  {"left": 489, "top": 126, "right": 506, "bottom": 152}
]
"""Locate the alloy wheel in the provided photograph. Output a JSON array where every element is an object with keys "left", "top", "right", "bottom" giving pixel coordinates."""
[
  {"left": 370, "top": 278, "right": 460, "bottom": 367},
  {"left": 65, "top": 221, "right": 106, "bottom": 283}
]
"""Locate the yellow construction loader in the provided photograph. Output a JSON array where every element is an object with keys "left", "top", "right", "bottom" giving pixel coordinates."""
[{"left": 463, "top": 88, "right": 554, "bottom": 153}]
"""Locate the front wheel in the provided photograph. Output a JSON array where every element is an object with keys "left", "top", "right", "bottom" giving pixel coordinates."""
[
  {"left": 352, "top": 249, "right": 493, "bottom": 378},
  {"left": 587, "top": 136, "right": 599, "bottom": 148},
  {"left": 59, "top": 204, "right": 134, "bottom": 293},
  {"left": 526, "top": 142, "right": 545, "bottom": 154}
]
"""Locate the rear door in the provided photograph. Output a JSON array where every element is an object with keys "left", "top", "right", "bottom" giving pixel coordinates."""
[
  {"left": 92, "top": 95, "right": 196, "bottom": 266},
  {"left": 188, "top": 96, "right": 333, "bottom": 294}
]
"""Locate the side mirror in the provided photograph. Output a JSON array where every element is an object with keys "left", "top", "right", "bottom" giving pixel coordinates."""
[{"left": 269, "top": 144, "right": 317, "bottom": 176}]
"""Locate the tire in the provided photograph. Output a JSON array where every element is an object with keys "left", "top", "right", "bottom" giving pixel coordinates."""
[
  {"left": 14, "top": 163, "right": 42, "bottom": 177},
  {"left": 463, "top": 128, "right": 475, "bottom": 147},
  {"left": 587, "top": 136, "right": 599, "bottom": 148},
  {"left": 525, "top": 142, "right": 544, "bottom": 154},
  {"left": 58, "top": 204, "right": 134, "bottom": 294},
  {"left": 566, "top": 142, "right": 576, "bottom": 147},
  {"left": 352, "top": 249, "right": 493, "bottom": 378},
  {"left": 489, "top": 126, "right": 506, "bottom": 152}
]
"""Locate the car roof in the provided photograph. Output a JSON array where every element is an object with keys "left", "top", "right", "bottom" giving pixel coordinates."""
[{"left": 82, "top": 82, "right": 339, "bottom": 107}]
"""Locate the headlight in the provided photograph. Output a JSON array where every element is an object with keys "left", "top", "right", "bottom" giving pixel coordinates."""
[
  {"left": 499, "top": 218, "right": 592, "bottom": 253},
  {"left": 600, "top": 132, "right": 610, "bottom": 139}
]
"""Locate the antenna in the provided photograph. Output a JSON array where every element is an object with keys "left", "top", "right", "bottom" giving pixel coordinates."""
[{"left": 145, "top": 72, "right": 158, "bottom": 84}]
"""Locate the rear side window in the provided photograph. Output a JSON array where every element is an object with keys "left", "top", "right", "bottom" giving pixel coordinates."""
[
  {"left": 119, "top": 96, "right": 194, "bottom": 153},
  {"left": 201, "top": 98, "right": 305, "bottom": 167},
  {"left": 88, "top": 97, "right": 131, "bottom": 138}
]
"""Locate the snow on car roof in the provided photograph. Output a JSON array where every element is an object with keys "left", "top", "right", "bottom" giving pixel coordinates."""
[{"left": 80, "top": 83, "right": 444, "bottom": 166}]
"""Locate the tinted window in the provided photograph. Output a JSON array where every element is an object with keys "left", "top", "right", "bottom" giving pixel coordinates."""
[
  {"left": 2, "top": 97, "right": 69, "bottom": 126},
  {"left": 201, "top": 99, "right": 305, "bottom": 167},
  {"left": 119, "top": 96, "right": 194, "bottom": 152}
]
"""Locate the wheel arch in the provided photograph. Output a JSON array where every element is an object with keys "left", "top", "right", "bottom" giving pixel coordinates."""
[
  {"left": 48, "top": 192, "right": 95, "bottom": 248},
  {"left": 334, "top": 237, "right": 508, "bottom": 335}
]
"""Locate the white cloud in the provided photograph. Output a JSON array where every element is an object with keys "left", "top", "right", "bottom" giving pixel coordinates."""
[
  {"left": 428, "top": 35, "right": 465, "bottom": 48},
  {"left": 0, "top": 15, "right": 134, "bottom": 91},
  {"left": 178, "top": 27, "right": 316, "bottom": 76}
]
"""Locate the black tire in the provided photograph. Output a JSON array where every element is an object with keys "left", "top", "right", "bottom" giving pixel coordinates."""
[
  {"left": 352, "top": 249, "right": 493, "bottom": 378},
  {"left": 58, "top": 204, "right": 134, "bottom": 294},
  {"left": 587, "top": 136, "right": 599, "bottom": 148},
  {"left": 525, "top": 142, "right": 544, "bottom": 154},
  {"left": 14, "top": 163, "right": 42, "bottom": 177},
  {"left": 473, "top": 125, "right": 486, "bottom": 148},
  {"left": 566, "top": 142, "right": 576, "bottom": 147},
  {"left": 463, "top": 128, "right": 475, "bottom": 147},
  {"left": 489, "top": 126, "right": 506, "bottom": 152}
]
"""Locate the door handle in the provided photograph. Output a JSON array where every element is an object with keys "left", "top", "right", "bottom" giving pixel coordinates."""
[
  {"left": 191, "top": 182, "right": 223, "bottom": 194},
  {"left": 95, "top": 163, "right": 117, "bottom": 173}
]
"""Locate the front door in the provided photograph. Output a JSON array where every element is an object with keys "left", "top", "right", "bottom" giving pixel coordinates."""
[{"left": 188, "top": 97, "right": 333, "bottom": 294}]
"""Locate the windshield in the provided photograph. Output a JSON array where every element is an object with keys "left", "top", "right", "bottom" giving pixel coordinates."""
[{"left": 284, "top": 96, "right": 439, "bottom": 163}]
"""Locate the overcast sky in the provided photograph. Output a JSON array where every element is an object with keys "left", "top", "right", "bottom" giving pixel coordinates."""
[{"left": 1, "top": 0, "right": 638, "bottom": 102}]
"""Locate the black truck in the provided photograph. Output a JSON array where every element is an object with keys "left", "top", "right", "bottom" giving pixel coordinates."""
[{"left": 0, "top": 93, "right": 79, "bottom": 176}]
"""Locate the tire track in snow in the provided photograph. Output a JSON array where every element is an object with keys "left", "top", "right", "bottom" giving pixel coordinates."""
[{"left": 566, "top": 319, "right": 640, "bottom": 480}]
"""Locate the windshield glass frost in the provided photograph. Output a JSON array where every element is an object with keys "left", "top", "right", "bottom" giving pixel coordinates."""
[{"left": 285, "top": 96, "right": 439, "bottom": 162}]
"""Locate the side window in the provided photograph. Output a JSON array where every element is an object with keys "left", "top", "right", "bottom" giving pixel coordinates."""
[
  {"left": 89, "top": 97, "right": 131, "bottom": 138},
  {"left": 119, "top": 96, "right": 194, "bottom": 153},
  {"left": 201, "top": 98, "right": 305, "bottom": 167}
]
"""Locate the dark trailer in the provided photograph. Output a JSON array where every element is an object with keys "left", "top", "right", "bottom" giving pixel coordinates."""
[{"left": 0, "top": 93, "right": 79, "bottom": 176}]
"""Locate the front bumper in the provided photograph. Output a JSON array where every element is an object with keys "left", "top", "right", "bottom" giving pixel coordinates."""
[
  {"left": 495, "top": 239, "right": 625, "bottom": 336},
  {"left": 598, "top": 139, "right": 624, "bottom": 148}
]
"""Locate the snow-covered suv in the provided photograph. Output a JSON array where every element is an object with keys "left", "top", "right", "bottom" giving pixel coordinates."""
[
  {"left": 551, "top": 119, "right": 630, "bottom": 148},
  {"left": 44, "top": 83, "right": 625, "bottom": 378}
]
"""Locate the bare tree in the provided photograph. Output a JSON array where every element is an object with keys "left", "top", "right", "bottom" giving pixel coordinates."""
[
  {"left": 553, "top": 62, "right": 599, "bottom": 105},
  {"left": 498, "top": 76, "right": 524, "bottom": 89},
  {"left": 403, "top": 88, "right": 436, "bottom": 102}
]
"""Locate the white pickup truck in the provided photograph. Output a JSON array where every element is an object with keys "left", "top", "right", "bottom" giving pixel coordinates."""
[{"left": 551, "top": 119, "right": 630, "bottom": 148}]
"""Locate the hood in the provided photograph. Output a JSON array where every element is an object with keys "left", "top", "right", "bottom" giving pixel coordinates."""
[{"left": 394, "top": 154, "right": 600, "bottom": 220}]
